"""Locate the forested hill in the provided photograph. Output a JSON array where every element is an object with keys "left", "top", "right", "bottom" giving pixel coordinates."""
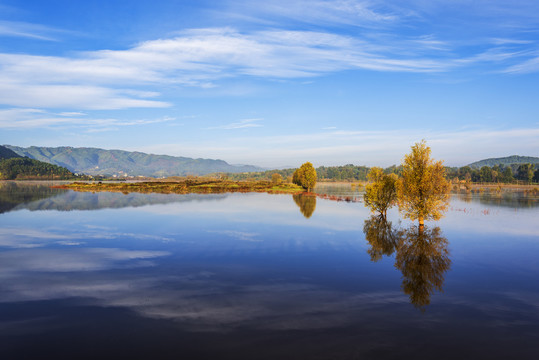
[
  {"left": 0, "top": 145, "right": 75, "bottom": 180},
  {"left": 0, "top": 145, "right": 21, "bottom": 160},
  {"left": 468, "top": 155, "right": 539, "bottom": 169},
  {"left": 5, "top": 145, "right": 262, "bottom": 177}
]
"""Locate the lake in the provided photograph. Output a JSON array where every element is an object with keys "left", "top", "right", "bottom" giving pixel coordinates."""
[{"left": 1, "top": 181, "right": 538, "bottom": 359}]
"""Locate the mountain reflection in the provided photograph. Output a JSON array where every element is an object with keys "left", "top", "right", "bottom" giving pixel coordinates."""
[
  {"left": 293, "top": 193, "right": 316, "bottom": 218},
  {"left": 0, "top": 181, "right": 67, "bottom": 213},
  {"left": 363, "top": 217, "right": 451, "bottom": 310},
  {"left": 0, "top": 181, "right": 228, "bottom": 213}
]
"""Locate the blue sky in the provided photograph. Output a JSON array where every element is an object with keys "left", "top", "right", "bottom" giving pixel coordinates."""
[{"left": 0, "top": 0, "right": 538, "bottom": 168}]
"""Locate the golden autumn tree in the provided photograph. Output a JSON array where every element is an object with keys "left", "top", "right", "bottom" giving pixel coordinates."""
[
  {"left": 397, "top": 141, "right": 450, "bottom": 226},
  {"left": 363, "top": 167, "right": 398, "bottom": 217},
  {"left": 293, "top": 162, "right": 317, "bottom": 192},
  {"left": 271, "top": 173, "right": 282, "bottom": 185}
]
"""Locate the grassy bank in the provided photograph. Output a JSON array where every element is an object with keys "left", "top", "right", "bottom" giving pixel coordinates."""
[{"left": 54, "top": 179, "right": 304, "bottom": 195}]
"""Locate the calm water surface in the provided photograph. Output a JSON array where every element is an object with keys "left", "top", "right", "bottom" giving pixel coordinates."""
[{"left": 0, "top": 182, "right": 538, "bottom": 359}]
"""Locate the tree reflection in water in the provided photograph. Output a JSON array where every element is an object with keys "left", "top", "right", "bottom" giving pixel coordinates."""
[
  {"left": 395, "top": 225, "right": 451, "bottom": 310},
  {"left": 363, "top": 215, "right": 399, "bottom": 262},
  {"left": 363, "top": 217, "right": 451, "bottom": 310},
  {"left": 293, "top": 193, "right": 316, "bottom": 218}
]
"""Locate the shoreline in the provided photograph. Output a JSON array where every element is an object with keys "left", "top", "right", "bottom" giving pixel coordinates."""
[{"left": 53, "top": 180, "right": 305, "bottom": 195}]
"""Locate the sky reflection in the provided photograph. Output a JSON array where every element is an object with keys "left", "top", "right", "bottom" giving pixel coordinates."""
[{"left": 0, "top": 185, "right": 539, "bottom": 358}]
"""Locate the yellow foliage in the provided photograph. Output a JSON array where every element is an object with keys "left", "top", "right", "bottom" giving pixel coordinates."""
[
  {"left": 395, "top": 225, "right": 451, "bottom": 309},
  {"left": 293, "top": 162, "right": 317, "bottom": 191},
  {"left": 397, "top": 141, "right": 450, "bottom": 225},
  {"left": 293, "top": 193, "right": 316, "bottom": 218},
  {"left": 364, "top": 167, "right": 397, "bottom": 217},
  {"left": 271, "top": 173, "right": 282, "bottom": 185}
]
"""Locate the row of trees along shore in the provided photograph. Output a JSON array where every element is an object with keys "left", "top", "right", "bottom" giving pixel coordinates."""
[
  {"left": 446, "top": 163, "right": 537, "bottom": 184},
  {"left": 222, "top": 161, "right": 538, "bottom": 185}
]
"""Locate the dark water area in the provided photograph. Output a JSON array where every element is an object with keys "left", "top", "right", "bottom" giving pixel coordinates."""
[{"left": 1, "top": 181, "right": 538, "bottom": 359}]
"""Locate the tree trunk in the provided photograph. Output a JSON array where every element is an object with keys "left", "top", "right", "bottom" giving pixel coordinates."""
[{"left": 418, "top": 217, "right": 424, "bottom": 226}]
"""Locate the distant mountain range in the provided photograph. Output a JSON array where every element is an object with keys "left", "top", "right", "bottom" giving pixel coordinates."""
[
  {"left": 4, "top": 145, "right": 262, "bottom": 177},
  {"left": 3, "top": 145, "right": 537, "bottom": 179},
  {"left": 467, "top": 155, "right": 539, "bottom": 169}
]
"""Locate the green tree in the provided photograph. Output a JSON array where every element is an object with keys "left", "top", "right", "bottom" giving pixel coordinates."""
[
  {"left": 397, "top": 141, "right": 450, "bottom": 226},
  {"left": 502, "top": 166, "right": 513, "bottom": 183},
  {"left": 293, "top": 162, "right": 317, "bottom": 191},
  {"left": 517, "top": 163, "right": 535, "bottom": 184},
  {"left": 479, "top": 166, "right": 493, "bottom": 182},
  {"left": 364, "top": 167, "right": 398, "bottom": 217},
  {"left": 458, "top": 166, "right": 472, "bottom": 181},
  {"left": 492, "top": 165, "right": 502, "bottom": 182}
]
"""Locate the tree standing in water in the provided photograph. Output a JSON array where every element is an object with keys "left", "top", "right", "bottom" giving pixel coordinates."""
[
  {"left": 397, "top": 140, "right": 450, "bottom": 227},
  {"left": 364, "top": 167, "right": 398, "bottom": 218}
]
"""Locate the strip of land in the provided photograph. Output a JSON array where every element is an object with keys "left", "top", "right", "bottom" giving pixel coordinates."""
[{"left": 54, "top": 180, "right": 305, "bottom": 195}]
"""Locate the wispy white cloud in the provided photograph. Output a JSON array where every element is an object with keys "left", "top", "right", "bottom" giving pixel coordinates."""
[
  {"left": 503, "top": 54, "right": 539, "bottom": 74},
  {"left": 206, "top": 118, "right": 263, "bottom": 130},
  {"left": 0, "top": 16, "right": 536, "bottom": 114},
  {"left": 223, "top": 0, "right": 398, "bottom": 27},
  {"left": 0, "top": 27, "right": 457, "bottom": 83},
  {"left": 0, "top": 108, "right": 176, "bottom": 129},
  {"left": 0, "top": 20, "right": 63, "bottom": 41},
  {"left": 0, "top": 81, "right": 170, "bottom": 110},
  {"left": 455, "top": 47, "right": 536, "bottom": 68},
  {"left": 409, "top": 35, "right": 450, "bottom": 51},
  {"left": 0, "top": 27, "right": 480, "bottom": 111},
  {"left": 57, "top": 111, "right": 87, "bottom": 117},
  {"left": 490, "top": 38, "right": 534, "bottom": 45}
]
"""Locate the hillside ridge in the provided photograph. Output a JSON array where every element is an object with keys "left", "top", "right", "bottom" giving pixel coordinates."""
[
  {"left": 467, "top": 155, "right": 539, "bottom": 169},
  {"left": 4, "top": 145, "right": 262, "bottom": 177},
  {"left": 0, "top": 145, "right": 21, "bottom": 160}
]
